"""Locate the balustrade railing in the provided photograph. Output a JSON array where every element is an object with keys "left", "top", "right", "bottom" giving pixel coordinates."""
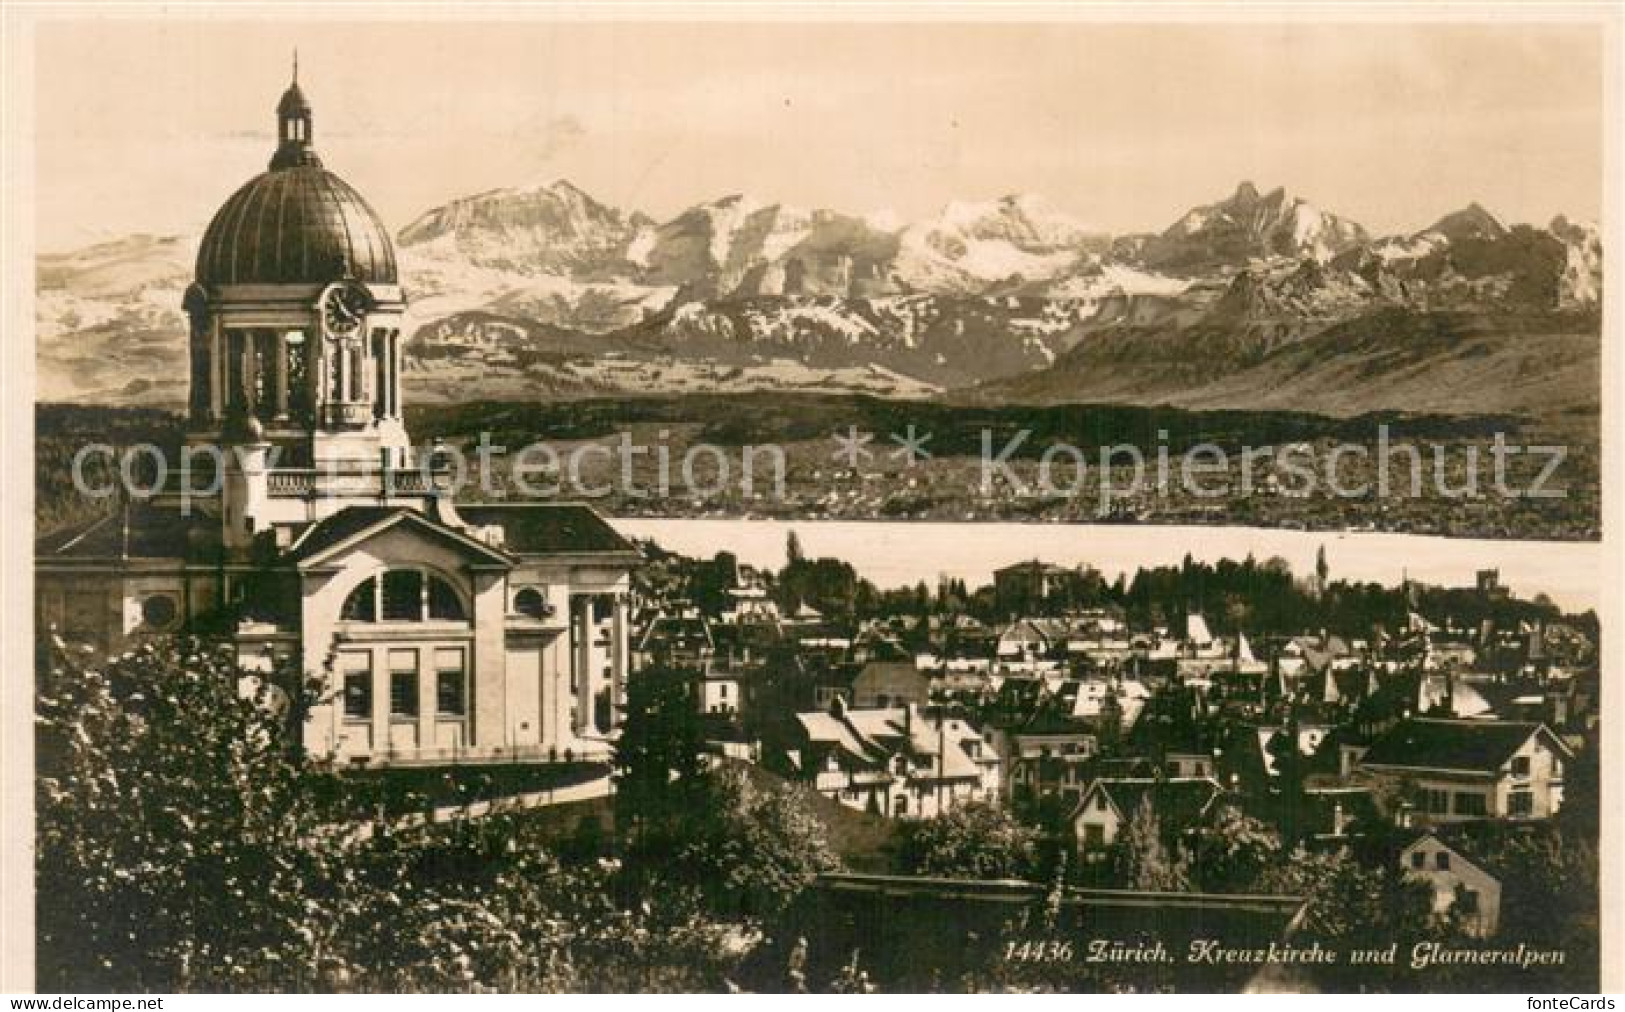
[{"left": 264, "top": 467, "right": 447, "bottom": 497}]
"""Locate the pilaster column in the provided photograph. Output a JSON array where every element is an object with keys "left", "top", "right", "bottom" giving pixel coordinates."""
[
  {"left": 382, "top": 331, "right": 391, "bottom": 418},
  {"left": 370, "top": 649, "right": 389, "bottom": 758},
  {"left": 274, "top": 332, "right": 290, "bottom": 420},
  {"left": 389, "top": 330, "right": 400, "bottom": 419},
  {"left": 610, "top": 595, "right": 629, "bottom": 729},
  {"left": 208, "top": 322, "right": 223, "bottom": 420},
  {"left": 325, "top": 343, "right": 339, "bottom": 409},
  {"left": 241, "top": 330, "right": 259, "bottom": 416},
  {"left": 226, "top": 330, "right": 241, "bottom": 411},
  {"left": 574, "top": 596, "right": 599, "bottom": 737},
  {"left": 417, "top": 648, "right": 436, "bottom": 756}
]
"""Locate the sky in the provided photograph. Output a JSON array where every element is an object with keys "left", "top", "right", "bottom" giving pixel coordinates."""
[{"left": 32, "top": 17, "right": 1606, "bottom": 253}]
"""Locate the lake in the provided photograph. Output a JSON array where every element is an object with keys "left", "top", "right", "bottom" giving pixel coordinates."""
[{"left": 613, "top": 518, "right": 1607, "bottom": 614}]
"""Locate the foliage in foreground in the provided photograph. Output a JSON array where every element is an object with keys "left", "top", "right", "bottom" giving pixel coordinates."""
[
  {"left": 895, "top": 801, "right": 1040, "bottom": 880},
  {"left": 35, "top": 637, "right": 755, "bottom": 992},
  {"left": 615, "top": 663, "right": 840, "bottom": 918}
]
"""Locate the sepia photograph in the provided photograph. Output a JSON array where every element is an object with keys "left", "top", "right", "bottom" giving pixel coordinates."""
[{"left": 1, "top": 3, "right": 1620, "bottom": 997}]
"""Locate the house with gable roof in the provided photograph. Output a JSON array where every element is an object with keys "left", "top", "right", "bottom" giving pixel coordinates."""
[
  {"left": 775, "top": 698, "right": 995, "bottom": 818},
  {"left": 1355, "top": 718, "right": 1571, "bottom": 824},
  {"left": 1399, "top": 830, "right": 1503, "bottom": 937},
  {"left": 1070, "top": 776, "right": 1223, "bottom": 857}
]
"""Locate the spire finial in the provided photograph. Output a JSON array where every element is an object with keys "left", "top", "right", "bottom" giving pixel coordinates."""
[{"left": 292, "top": 48, "right": 299, "bottom": 84}]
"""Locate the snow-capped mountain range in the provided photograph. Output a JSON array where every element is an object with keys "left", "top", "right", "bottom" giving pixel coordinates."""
[{"left": 37, "top": 179, "right": 1602, "bottom": 413}]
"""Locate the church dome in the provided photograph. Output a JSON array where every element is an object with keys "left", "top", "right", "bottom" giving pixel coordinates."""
[
  {"left": 195, "top": 67, "right": 398, "bottom": 288},
  {"left": 196, "top": 167, "right": 398, "bottom": 286}
]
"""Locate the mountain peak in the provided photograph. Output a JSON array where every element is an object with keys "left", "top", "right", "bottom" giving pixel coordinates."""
[
  {"left": 544, "top": 178, "right": 591, "bottom": 198},
  {"left": 1427, "top": 202, "right": 1507, "bottom": 242},
  {"left": 1143, "top": 183, "right": 1366, "bottom": 274},
  {"left": 395, "top": 176, "right": 651, "bottom": 275},
  {"left": 923, "top": 193, "right": 1097, "bottom": 258},
  {"left": 702, "top": 192, "right": 770, "bottom": 211}
]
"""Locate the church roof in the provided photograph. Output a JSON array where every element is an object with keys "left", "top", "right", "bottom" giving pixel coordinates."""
[
  {"left": 285, "top": 506, "right": 402, "bottom": 561},
  {"left": 458, "top": 504, "right": 637, "bottom": 557},
  {"left": 278, "top": 80, "right": 311, "bottom": 116},
  {"left": 36, "top": 503, "right": 205, "bottom": 562}
]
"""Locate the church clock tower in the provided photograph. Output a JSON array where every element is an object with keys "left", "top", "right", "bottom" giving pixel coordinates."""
[{"left": 185, "top": 63, "right": 417, "bottom": 546}]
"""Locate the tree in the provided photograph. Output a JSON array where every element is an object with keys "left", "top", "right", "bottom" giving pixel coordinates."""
[
  {"left": 1110, "top": 795, "right": 1190, "bottom": 892},
  {"left": 1096, "top": 690, "right": 1124, "bottom": 755},
  {"left": 686, "top": 551, "right": 738, "bottom": 616},
  {"left": 1461, "top": 823, "right": 1598, "bottom": 987},
  {"left": 1184, "top": 803, "right": 1280, "bottom": 892},
  {"left": 35, "top": 636, "right": 343, "bottom": 990},
  {"left": 786, "top": 530, "right": 804, "bottom": 565},
  {"left": 1556, "top": 728, "right": 1599, "bottom": 840},
  {"left": 615, "top": 665, "right": 709, "bottom": 845},
  {"left": 778, "top": 556, "right": 860, "bottom": 619},
  {"left": 1256, "top": 845, "right": 1433, "bottom": 991},
  {"left": 667, "top": 767, "right": 839, "bottom": 918},
  {"left": 1264, "top": 713, "right": 1311, "bottom": 843},
  {"left": 896, "top": 801, "right": 1039, "bottom": 880},
  {"left": 34, "top": 638, "right": 766, "bottom": 992}
]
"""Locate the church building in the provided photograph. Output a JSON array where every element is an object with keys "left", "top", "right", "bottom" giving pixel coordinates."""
[{"left": 36, "top": 69, "right": 641, "bottom": 765}]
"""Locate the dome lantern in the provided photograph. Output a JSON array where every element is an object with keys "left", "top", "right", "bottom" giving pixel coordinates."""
[{"left": 272, "top": 51, "right": 319, "bottom": 171}]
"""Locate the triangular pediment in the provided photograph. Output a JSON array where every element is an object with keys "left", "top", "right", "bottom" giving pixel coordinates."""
[{"left": 288, "top": 506, "right": 515, "bottom": 571}]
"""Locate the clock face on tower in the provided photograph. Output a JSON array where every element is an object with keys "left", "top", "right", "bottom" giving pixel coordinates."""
[{"left": 321, "top": 283, "right": 368, "bottom": 338}]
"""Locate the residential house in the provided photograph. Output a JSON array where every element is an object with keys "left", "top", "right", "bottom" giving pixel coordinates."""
[
  {"left": 1399, "top": 831, "right": 1503, "bottom": 937},
  {"left": 1355, "top": 719, "right": 1571, "bottom": 824},
  {"left": 851, "top": 640, "right": 931, "bottom": 708},
  {"left": 634, "top": 610, "right": 715, "bottom": 670},
  {"left": 777, "top": 698, "right": 993, "bottom": 818},
  {"left": 996, "top": 617, "right": 1068, "bottom": 661},
  {"left": 993, "top": 559, "right": 1069, "bottom": 613},
  {"left": 1071, "top": 777, "right": 1223, "bottom": 857}
]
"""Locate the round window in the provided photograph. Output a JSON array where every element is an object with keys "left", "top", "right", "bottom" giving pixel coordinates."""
[
  {"left": 514, "top": 587, "right": 550, "bottom": 619},
  {"left": 141, "top": 594, "right": 178, "bottom": 630}
]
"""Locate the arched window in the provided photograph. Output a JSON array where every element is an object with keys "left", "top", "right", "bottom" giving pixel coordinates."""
[
  {"left": 428, "top": 576, "right": 463, "bottom": 620},
  {"left": 381, "top": 570, "right": 422, "bottom": 620},
  {"left": 340, "top": 578, "right": 375, "bottom": 621},
  {"left": 339, "top": 569, "right": 467, "bottom": 623},
  {"left": 513, "top": 586, "right": 551, "bottom": 619}
]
